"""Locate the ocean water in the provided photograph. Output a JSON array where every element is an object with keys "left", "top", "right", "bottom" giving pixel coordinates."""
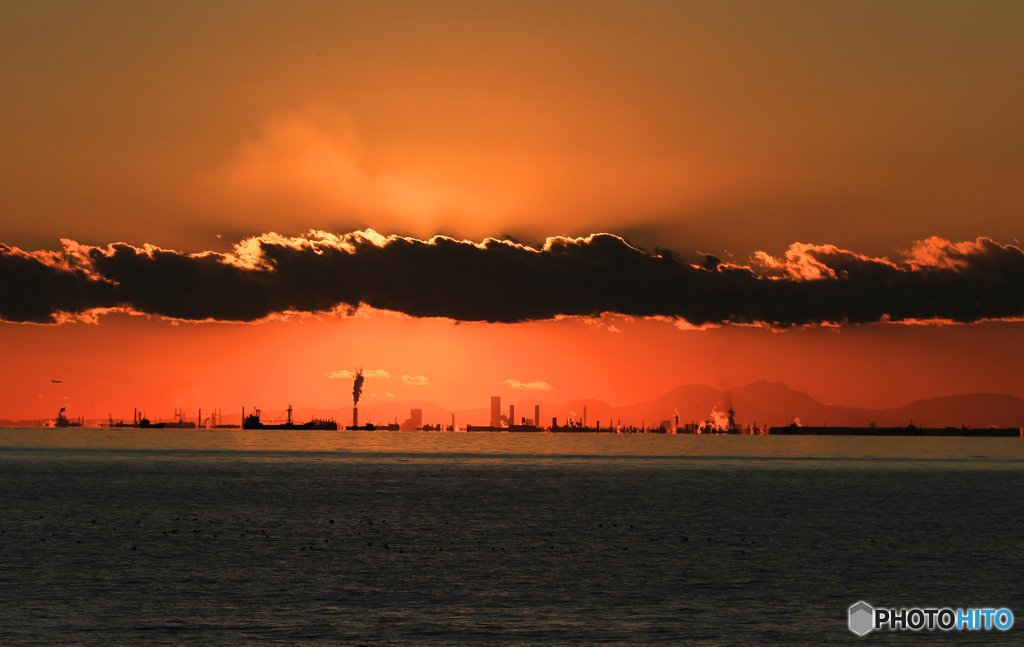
[{"left": 1, "top": 429, "right": 1023, "bottom": 645}]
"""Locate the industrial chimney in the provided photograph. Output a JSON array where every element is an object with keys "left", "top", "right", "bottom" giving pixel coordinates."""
[{"left": 352, "top": 368, "right": 365, "bottom": 429}]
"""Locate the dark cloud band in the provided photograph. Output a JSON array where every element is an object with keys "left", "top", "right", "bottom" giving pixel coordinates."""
[{"left": 1, "top": 232, "right": 1023, "bottom": 326}]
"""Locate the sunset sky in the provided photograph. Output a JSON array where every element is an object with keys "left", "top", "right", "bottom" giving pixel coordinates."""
[{"left": 2, "top": 1, "right": 1023, "bottom": 420}]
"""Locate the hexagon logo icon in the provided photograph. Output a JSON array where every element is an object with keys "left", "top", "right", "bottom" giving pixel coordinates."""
[{"left": 849, "top": 601, "right": 874, "bottom": 636}]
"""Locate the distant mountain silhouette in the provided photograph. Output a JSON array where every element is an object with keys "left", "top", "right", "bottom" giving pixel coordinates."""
[
  {"left": 886, "top": 393, "right": 1024, "bottom": 429},
  {"left": 0, "top": 418, "right": 47, "bottom": 428},
  {"left": 609, "top": 380, "right": 1024, "bottom": 429}
]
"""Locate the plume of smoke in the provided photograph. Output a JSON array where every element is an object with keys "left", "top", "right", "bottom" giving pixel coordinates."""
[
  {"left": 727, "top": 402, "right": 736, "bottom": 431},
  {"left": 352, "top": 368, "right": 364, "bottom": 407},
  {"left": 709, "top": 407, "right": 730, "bottom": 430}
]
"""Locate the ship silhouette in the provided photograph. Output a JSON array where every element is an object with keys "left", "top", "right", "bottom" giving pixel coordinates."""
[
  {"left": 242, "top": 405, "right": 338, "bottom": 430},
  {"left": 53, "top": 407, "right": 82, "bottom": 428}
]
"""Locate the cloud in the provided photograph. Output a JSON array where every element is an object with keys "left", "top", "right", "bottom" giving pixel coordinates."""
[
  {"left": 401, "top": 375, "right": 430, "bottom": 386},
  {"left": 503, "top": 379, "right": 552, "bottom": 391},
  {"left": 325, "top": 368, "right": 390, "bottom": 379},
  {"left": 386, "top": 392, "right": 394, "bottom": 398},
  {"left": 2, "top": 232, "right": 1024, "bottom": 327}
]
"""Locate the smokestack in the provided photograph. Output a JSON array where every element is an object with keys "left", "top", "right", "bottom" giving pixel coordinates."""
[
  {"left": 351, "top": 368, "right": 365, "bottom": 430},
  {"left": 510, "top": 404, "right": 515, "bottom": 428},
  {"left": 584, "top": 405, "right": 587, "bottom": 428},
  {"left": 535, "top": 405, "right": 540, "bottom": 429}
]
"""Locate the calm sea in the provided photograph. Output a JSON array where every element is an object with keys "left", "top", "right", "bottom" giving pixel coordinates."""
[{"left": 2, "top": 429, "right": 1023, "bottom": 645}]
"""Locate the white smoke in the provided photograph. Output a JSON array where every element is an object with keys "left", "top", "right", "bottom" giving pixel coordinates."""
[{"left": 709, "top": 407, "right": 730, "bottom": 431}]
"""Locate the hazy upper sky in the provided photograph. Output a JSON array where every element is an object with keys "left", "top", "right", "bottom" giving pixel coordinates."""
[
  {"left": 3, "top": 1, "right": 1022, "bottom": 256},
  {"left": 2, "top": 1, "right": 1023, "bottom": 419}
]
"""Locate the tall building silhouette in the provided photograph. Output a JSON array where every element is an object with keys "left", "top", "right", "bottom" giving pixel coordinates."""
[
  {"left": 490, "top": 396, "right": 501, "bottom": 428},
  {"left": 400, "top": 408, "right": 423, "bottom": 431}
]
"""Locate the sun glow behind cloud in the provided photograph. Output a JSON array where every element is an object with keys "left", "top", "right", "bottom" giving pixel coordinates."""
[{"left": 191, "top": 104, "right": 512, "bottom": 238}]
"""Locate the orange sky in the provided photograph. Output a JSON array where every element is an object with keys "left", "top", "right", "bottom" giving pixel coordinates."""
[
  {"left": 2, "top": 2, "right": 1023, "bottom": 419},
  {"left": 5, "top": 312, "right": 1024, "bottom": 421}
]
